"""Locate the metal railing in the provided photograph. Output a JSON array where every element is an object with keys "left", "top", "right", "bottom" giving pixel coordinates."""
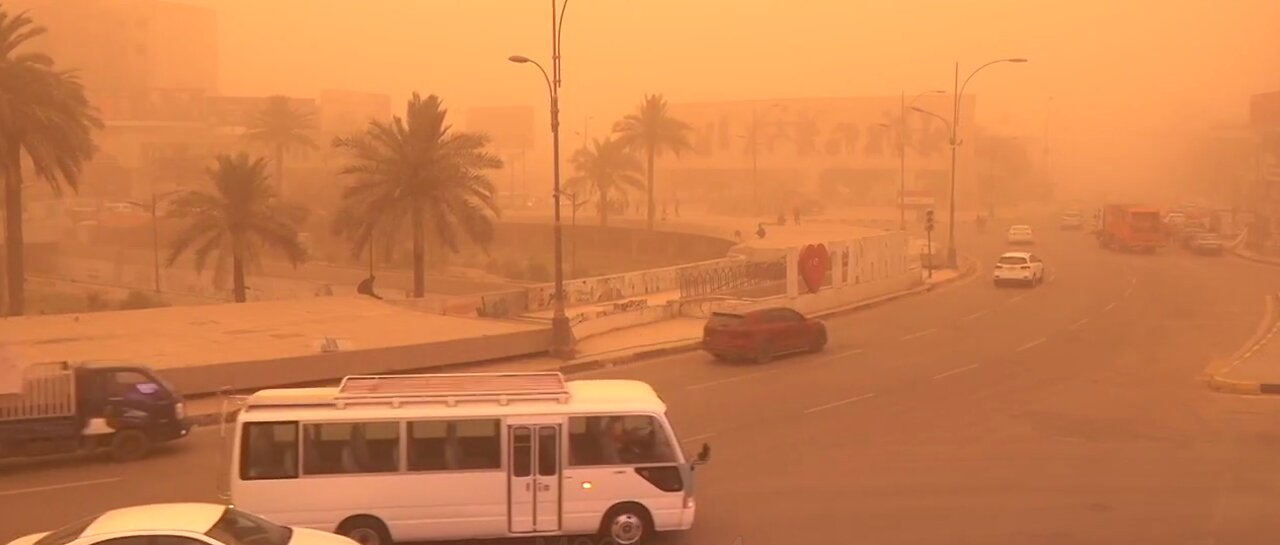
[{"left": 678, "top": 258, "right": 787, "bottom": 298}]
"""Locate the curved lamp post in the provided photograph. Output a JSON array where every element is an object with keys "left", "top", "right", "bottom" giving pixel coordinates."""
[
  {"left": 945, "top": 58, "right": 1027, "bottom": 267},
  {"left": 509, "top": 0, "right": 575, "bottom": 358}
]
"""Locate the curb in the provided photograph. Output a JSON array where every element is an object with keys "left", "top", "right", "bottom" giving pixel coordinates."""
[
  {"left": 1205, "top": 293, "right": 1280, "bottom": 395},
  {"left": 182, "top": 340, "right": 706, "bottom": 429},
  {"left": 180, "top": 260, "right": 978, "bottom": 428},
  {"left": 1230, "top": 246, "right": 1280, "bottom": 267}
]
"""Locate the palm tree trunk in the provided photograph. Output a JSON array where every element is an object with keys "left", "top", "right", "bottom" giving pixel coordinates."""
[
  {"left": 645, "top": 145, "right": 656, "bottom": 230},
  {"left": 600, "top": 187, "right": 610, "bottom": 227},
  {"left": 411, "top": 207, "right": 425, "bottom": 298},
  {"left": 274, "top": 144, "right": 286, "bottom": 196},
  {"left": 3, "top": 146, "right": 25, "bottom": 316},
  {"left": 231, "top": 251, "right": 247, "bottom": 303}
]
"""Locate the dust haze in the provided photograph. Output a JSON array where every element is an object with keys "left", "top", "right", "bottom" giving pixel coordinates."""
[{"left": 135, "top": 0, "right": 1280, "bottom": 199}]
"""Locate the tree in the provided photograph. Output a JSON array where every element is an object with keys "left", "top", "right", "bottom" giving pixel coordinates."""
[
  {"left": 244, "top": 95, "right": 317, "bottom": 196},
  {"left": 0, "top": 7, "right": 103, "bottom": 316},
  {"left": 165, "top": 153, "right": 308, "bottom": 303},
  {"left": 331, "top": 93, "right": 502, "bottom": 298},
  {"left": 567, "top": 137, "right": 644, "bottom": 227},
  {"left": 612, "top": 94, "right": 692, "bottom": 229}
]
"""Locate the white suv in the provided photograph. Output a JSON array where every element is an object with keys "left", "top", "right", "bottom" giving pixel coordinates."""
[{"left": 993, "top": 251, "right": 1045, "bottom": 287}]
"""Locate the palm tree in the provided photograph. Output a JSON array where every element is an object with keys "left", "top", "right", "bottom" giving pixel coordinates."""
[
  {"left": 567, "top": 137, "right": 644, "bottom": 227},
  {"left": 0, "top": 7, "right": 103, "bottom": 316},
  {"left": 612, "top": 94, "right": 692, "bottom": 230},
  {"left": 165, "top": 153, "right": 308, "bottom": 303},
  {"left": 331, "top": 93, "right": 502, "bottom": 298},
  {"left": 244, "top": 95, "right": 317, "bottom": 196}
]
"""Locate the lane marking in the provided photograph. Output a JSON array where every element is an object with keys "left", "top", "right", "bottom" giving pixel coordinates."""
[
  {"left": 804, "top": 393, "right": 877, "bottom": 414},
  {"left": 686, "top": 348, "right": 865, "bottom": 390},
  {"left": 899, "top": 328, "right": 937, "bottom": 341},
  {"left": 931, "top": 364, "right": 980, "bottom": 380},
  {"left": 1123, "top": 285, "right": 1134, "bottom": 297},
  {"left": 1048, "top": 274, "right": 1057, "bottom": 283},
  {"left": 960, "top": 310, "right": 990, "bottom": 322},
  {"left": 1070, "top": 318, "right": 1090, "bottom": 330},
  {"left": 1009, "top": 292, "right": 1030, "bottom": 303},
  {"left": 1016, "top": 338, "right": 1048, "bottom": 352},
  {"left": 686, "top": 369, "right": 782, "bottom": 391},
  {"left": 0, "top": 477, "right": 121, "bottom": 497},
  {"left": 681, "top": 432, "right": 717, "bottom": 444},
  {"left": 1103, "top": 302, "right": 1118, "bottom": 312}
]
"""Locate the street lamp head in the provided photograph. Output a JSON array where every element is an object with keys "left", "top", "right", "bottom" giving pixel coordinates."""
[
  {"left": 877, "top": 122, "right": 892, "bottom": 129},
  {"left": 1006, "top": 58, "right": 1029, "bottom": 63},
  {"left": 508, "top": 55, "right": 532, "bottom": 64},
  {"left": 910, "top": 106, "right": 929, "bottom": 114}
]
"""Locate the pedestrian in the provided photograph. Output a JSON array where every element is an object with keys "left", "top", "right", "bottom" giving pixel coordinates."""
[
  {"left": 793, "top": 206, "right": 801, "bottom": 225},
  {"left": 756, "top": 223, "right": 767, "bottom": 239},
  {"left": 675, "top": 200, "right": 681, "bottom": 218}
]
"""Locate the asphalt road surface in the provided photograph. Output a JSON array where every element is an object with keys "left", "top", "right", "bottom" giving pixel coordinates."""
[{"left": 5, "top": 217, "right": 1280, "bottom": 544}]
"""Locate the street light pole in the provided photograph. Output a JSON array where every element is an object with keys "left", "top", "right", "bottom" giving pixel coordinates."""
[
  {"left": 947, "top": 57, "right": 1028, "bottom": 268},
  {"left": 127, "top": 190, "right": 182, "bottom": 293},
  {"left": 509, "top": 0, "right": 574, "bottom": 359},
  {"left": 889, "top": 90, "right": 945, "bottom": 231}
]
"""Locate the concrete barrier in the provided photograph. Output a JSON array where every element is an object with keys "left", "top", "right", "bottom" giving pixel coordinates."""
[
  {"left": 570, "top": 303, "right": 676, "bottom": 340},
  {"left": 157, "top": 327, "right": 552, "bottom": 396}
]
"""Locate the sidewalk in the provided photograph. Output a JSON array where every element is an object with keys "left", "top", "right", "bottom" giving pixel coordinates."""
[
  {"left": 183, "top": 263, "right": 971, "bottom": 427},
  {"left": 1207, "top": 294, "right": 1280, "bottom": 395}
]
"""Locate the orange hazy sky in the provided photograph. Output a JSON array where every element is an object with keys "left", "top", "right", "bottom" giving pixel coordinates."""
[{"left": 152, "top": 0, "right": 1280, "bottom": 192}]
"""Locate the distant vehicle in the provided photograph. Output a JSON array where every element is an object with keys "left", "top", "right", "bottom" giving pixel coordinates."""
[
  {"left": 1007, "top": 225, "right": 1036, "bottom": 244},
  {"left": 702, "top": 308, "right": 827, "bottom": 363},
  {"left": 1164, "top": 211, "right": 1187, "bottom": 227},
  {"left": 993, "top": 251, "right": 1046, "bottom": 287},
  {"left": 3, "top": 503, "right": 355, "bottom": 545},
  {"left": 1097, "top": 204, "right": 1163, "bottom": 252},
  {"left": 1060, "top": 211, "right": 1083, "bottom": 230},
  {"left": 0, "top": 361, "right": 189, "bottom": 462},
  {"left": 1177, "top": 225, "right": 1208, "bottom": 247},
  {"left": 230, "top": 372, "right": 708, "bottom": 545},
  {"left": 1187, "top": 233, "right": 1225, "bottom": 255}
]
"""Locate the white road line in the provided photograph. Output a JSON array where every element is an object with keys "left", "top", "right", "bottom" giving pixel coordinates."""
[
  {"left": 931, "top": 364, "right": 980, "bottom": 380},
  {"left": 899, "top": 328, "right": 937, "bottom": 341},
  {"left": 960, "top": 310, "right": 990, "bottom": 322},
  {"left": 803, "top": 393, "right": 877, "bottom": 414},
  {"left": 1009, "top": 293, "right": 1030, "bottom": 303},
  {"left": 1016, "top": 338, "right": 1048, "bottom": 352},
  {"left": 686, "top": 369, "right": 782, "bottom": 390},
  {"left": 1123, "top": 286, "right": 1134, "bottom": 297},
  {"left": 1103, "top": 302, "right": 1118, "bottom": 312},
  {"left": 1048, "top": 274, "right": 1057, "bottom": 283},
  {"left": 681, "top": 432, "right": 717, "bottom": 444},
  {"left": 0, "top": 477, "right": 121, "bottom": 497},
  {"left": 1070, "top": 318, "right": 1090, "bottom": 330}
]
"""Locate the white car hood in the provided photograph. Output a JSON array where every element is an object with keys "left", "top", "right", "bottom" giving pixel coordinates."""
[
  {"left": 288, "top": 527, "right": 358, "bottom": 545},
  {"left": 5, "top": 532, "right": 50, "bottom": 545}
]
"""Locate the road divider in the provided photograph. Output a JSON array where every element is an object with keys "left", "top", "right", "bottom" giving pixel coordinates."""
[{"left": 1205, "top": 293, "right": 1280, "bottom": 395}]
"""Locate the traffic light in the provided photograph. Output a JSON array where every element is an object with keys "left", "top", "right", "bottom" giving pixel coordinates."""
[{"left": 925, "top": 209, "right": 935, "bottom": 232}]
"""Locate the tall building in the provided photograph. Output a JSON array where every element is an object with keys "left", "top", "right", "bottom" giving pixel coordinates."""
[
  {"left": 1248, "top": 91, "right": 1280, "bottom": 255},
  {"left": 7, "top": 0, "right": 218, "bottom": 95}
]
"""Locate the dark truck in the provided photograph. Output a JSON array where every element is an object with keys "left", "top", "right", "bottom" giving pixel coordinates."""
[{"left": 0, "top": 361, "right": 191, "bottom": 462}]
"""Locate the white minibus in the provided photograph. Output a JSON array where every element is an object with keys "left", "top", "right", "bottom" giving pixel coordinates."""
[{"left": 229, "top": 372, "right": 710, "bottom": 545}]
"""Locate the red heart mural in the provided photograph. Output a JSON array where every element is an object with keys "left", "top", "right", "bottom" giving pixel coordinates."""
[{"left": 798, "top": 243, "right": 830, "bottom": 294}]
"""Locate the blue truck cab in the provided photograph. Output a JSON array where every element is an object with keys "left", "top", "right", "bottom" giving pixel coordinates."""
[{"left": 0, "top": 361, "right": 190, "bottom": 462}]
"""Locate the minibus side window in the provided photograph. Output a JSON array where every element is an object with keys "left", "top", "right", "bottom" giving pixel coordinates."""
[
  {"left": 568, "top": 415, "right": 678, "bottom": 466},
  {"left": 302, "top": 422, "right": 400, "bottom": 475},
  {"left": 240, "top": 422, "right": 298, "bottom": 480}
]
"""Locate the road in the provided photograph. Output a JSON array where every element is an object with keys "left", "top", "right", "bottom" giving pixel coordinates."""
[{"left": 5, "top": 217, "right": 1280, "bottom": 544}]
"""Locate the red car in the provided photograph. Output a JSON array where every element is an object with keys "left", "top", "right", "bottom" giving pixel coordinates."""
[{"left": 702, "top": 307, "right": 828, "bottom": 362}]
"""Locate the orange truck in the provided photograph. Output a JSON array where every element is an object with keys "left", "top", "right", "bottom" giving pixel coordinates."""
[{"left": 1096, "top": 204, "right": 1165, "bottom": 252}]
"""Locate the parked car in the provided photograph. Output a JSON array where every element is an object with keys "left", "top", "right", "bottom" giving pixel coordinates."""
[
  {"left": 702, "top": 307, "right": 827, "bottom": 363},
  {"left": 1178, "top": 226, "right": 1208, "bottom": 248},
  {"left": 1187, "top": 233, "right": 1225, "bottom": 255},
  {"left": 1007, "top": 225, "right": 1036, "bottom": 245},
  {"left": 993, "top": 251, "right": 1046, "bottom": 287},
  {"left": 3, "top": 503, "right": 357, "bottom": 545}
]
